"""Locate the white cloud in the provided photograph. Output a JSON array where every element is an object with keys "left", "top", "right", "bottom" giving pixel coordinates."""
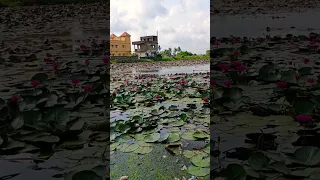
[{"left": 110, "top": 0, "right": 209, "bottom": 54}]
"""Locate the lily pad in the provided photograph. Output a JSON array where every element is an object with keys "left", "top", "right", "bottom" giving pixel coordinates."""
[
  {"left": 187, "top": 165, "right": 210, "bottom": 177},
  {"left": 167, "top": 133, "right": 180, "bottom": 143},
  {"left": 193, "top": 131, "right": 209, "bottom": 139},
  {"left": 118, "top": 143, "right": 139, "bottom": 153},
  {"left": 144, "top": 133, "right": 160, "bottom": 143}
]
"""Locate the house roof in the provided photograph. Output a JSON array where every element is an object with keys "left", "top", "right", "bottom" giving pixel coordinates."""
[
  {"left": 120, "top": 32, "right": 131, "bottom": 37},
  {"left": 110, "top": 34, "right": 117, "bottom": 39}
]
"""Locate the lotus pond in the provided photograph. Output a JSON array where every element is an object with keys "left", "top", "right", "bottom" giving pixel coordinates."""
[
  {"left": 110, "top": 71, "right": 210, "bottom": 179},
  {"left": 212, "top": 33, "right": 320, "bottom": 179},
  {"left": 0, "top": 32, "right": 109, "bottom": 180}
]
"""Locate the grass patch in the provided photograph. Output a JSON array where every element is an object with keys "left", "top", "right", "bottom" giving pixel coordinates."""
[{"left": 111, "top": 55, "right": 209, "bottom": 64}]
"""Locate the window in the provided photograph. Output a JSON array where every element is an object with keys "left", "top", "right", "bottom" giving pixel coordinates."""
[
  {"left": 122, "top": 45, "right": 125, "bottom": 48},
  {"left": 111, "top": 45, "right": 114, "bottom": 47},
  {"left": 118, "top": 53, "right": 121, "bottom": 56},
  {"left": 112, "top": 54, "right": 115, "bottom": 56},
  {"left": 123, "top": 54, "right": 125, "bottom": 56},
  {"left": 115, "top": 45, "right": 118, "bottom": 48}
]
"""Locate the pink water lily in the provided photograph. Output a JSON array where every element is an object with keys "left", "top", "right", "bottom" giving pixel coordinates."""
[
  {"left": 224, "top": 81, "right": 232, "bottom": 88},
  {"left": 10, "top": 94, "right": 20, "bottom": 103},
  {"left": 296, "top": 114, "right": 312, "bottom": 123},
  {"left": 72, "top": 78, "right": 80, "bottom": 85},
  {"left": 307, "top": 78, "right": 316, "bottom": 84},
  {"left": 52, "top": 63, "right": 59, "bottom": 71},
  {"left": 84, "top": 59, "right": 89, "bottom": 65},
  {"left": 233, "top": 50, "right": 240, "bottom": 56},
  {"left": 202, "top": 97, "right": 208, "bottom": 102},
  {"left": 231, "top": 61, "right": 241, "bottom": 67},
  {"left": 83, "top": 84, "right": 93, "bottom": 93},
  {"left": 304, "top": 58, "right": 310, "bottom": 64},
  {"left": 31, "top": 80, "right": 40, "bottom": 87},
  {"left": 276, "top": 81, "right": 288, "bottom": 88},
  {"left": 218, "top": 64, "right": 229, "bottom": 72},
  {"left": 236, "top": 65, "right": 247, "bottom": 72}
]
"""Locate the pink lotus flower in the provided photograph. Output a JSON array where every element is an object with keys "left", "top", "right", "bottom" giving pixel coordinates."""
[
  {"left": 84, "top": 59, "right": 89, "bottom": 65},
  {"left": 196, "top": 87, "right": 200, "bottom": 91},
  {"left": 31, "top": 80, "right": 40, "bottom": 87},
  {"left": 236, "top": 65, "right": 248, "bottom": 72},
  {"left": 10, "top": 94, "right": 20, "bottom": 103},
  {"left": 156, "top": 95, "right": 161, "bottom": 99},
  {"left": 304, "top": 58, "right": 310, "bottom": 64},
  {"left": 296, "top": 114, "right": 312, "bottom": 123},
  {"left": 202, "top": 97, "right": 208, "bottom": 102},
  {"left": 307, "top": 78, "right": 316, "bottom": 84},
  {"left": 80, "top": 45, "right": 88, "bottom": 50},
  {"left": 210, "top": 79, "right": 216, "bottom": 85},
  {"left": 215, "top": 41, "right": 220, "bottom": 48},
  {"left": 218, "top": 64, "right": 229, "bottom": 72},
  {"left": 224, "top": 81, "right": 232, "bottom": 88},
  {"left": 295, "top": 72, "right": 301, "bottom": 79},
  {"left": 276, "top": 81, "right": 288, "bottom": 88},
  {"left": 52, "top": 63, "right": 59, "bottom": 71},
  {"left": 231, "top": 61, "right": 241, "bottom": 67},
  {"left": 83, "top": 84, "right": 93, "bottom": 93},
  {"left": 44, "top": 57, "right": 52, "bottom": 63},
  {"left": 233, "top": 51, "right": 240, "bottom": 56},
  {"left": 309, "top": 40, "right": 317, "bottom": 46},
  {"left": 113, "top": 90, "right": 117, "bottom": 95},
  {"left": 72, "top": 78, "right": 80, "bottom": 85}
]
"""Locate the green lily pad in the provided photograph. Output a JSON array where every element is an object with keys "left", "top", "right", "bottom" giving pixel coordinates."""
[
  {"left": 190, "top": 154, "right": 210, "bottom": 167},
  {"left": 181, "top": 131, "right": 197, "bottom": 140},
  {"left": 193, "top": 131, "right": 209, "bottom": 139},
  {"left": 226, "top": 164, "right": 247, "bottom": 180},
  {"left": 110, "top": 142, "right": 120, "bottom": 151},
  {"left": 158, "top": 132, "right": 169, "bottom": 142},
  {"left": 133, "top": 134, "right": 145, "bottom": 141},
  {"left": 187, "top": 165, "right": 210, "bottom": 177},
  {"left": 203, "top": 144, "right": 210, "bottom": 154},
  {"left": 144, "top": 133, "right": 160, "bottom": 143},
  {"left": 293, "top": 146, "right": 320, "bottom": 166},
  {"left": 248, "top": 152, "right": 270, "bottom": 170},
  {"left": 171, "top": 120, "right": 185, "bottom": 127},
  {"left": 134, "top": 146, "right": 153, "bottom": 154},
  {"left": 72, "top": 170, "right": 103, "bottom": 180},
  {"left": 167, "top": 133, "right": 180, "bottom": 143},
  {"left": 118, "top": 143, "right": 139, "bottom": 153},
  {"left": 293, "top": 98, "right": 316, "bottom": 115}
]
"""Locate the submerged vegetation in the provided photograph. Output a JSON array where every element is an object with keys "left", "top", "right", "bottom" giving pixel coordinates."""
[{"left": 212, "top": 33, "right": 320, "bottom": 180}]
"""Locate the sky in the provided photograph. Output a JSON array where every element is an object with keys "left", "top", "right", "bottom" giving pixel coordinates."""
[{"left": 110, "top": 0, "right": 210, "bottom": 54}]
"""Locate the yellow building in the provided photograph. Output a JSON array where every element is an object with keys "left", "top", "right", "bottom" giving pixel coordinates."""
[{"left": 110, "top": 32, "right": 131, "bottom": 56}]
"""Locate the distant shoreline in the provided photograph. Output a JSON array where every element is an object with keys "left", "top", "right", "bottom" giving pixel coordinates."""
[
  {"left": 110, "top": 59, "right": 209, "bottom": 75},
  {"left": 212, "top": 0, "right": 320, "bottom": 16}
]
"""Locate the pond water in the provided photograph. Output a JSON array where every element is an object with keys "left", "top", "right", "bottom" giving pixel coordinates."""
[
  {"left": 137, "top": 64, "right": 210, "bottom": 75},
  {"left": 211, "top": 10, "right": 320, "bottom": 37}
]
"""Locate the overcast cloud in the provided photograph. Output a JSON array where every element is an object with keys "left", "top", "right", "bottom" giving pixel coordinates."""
[{"left": 110, "top": 0, "right": 210, "bottom": 54}]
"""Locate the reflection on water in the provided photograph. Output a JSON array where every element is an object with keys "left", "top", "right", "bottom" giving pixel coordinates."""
[
  {"left": 135, "top": 64, "right": 210, "bottom": 75},
  {"left": 211, "top": 10, "right": 320, "bottom": 37}
]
